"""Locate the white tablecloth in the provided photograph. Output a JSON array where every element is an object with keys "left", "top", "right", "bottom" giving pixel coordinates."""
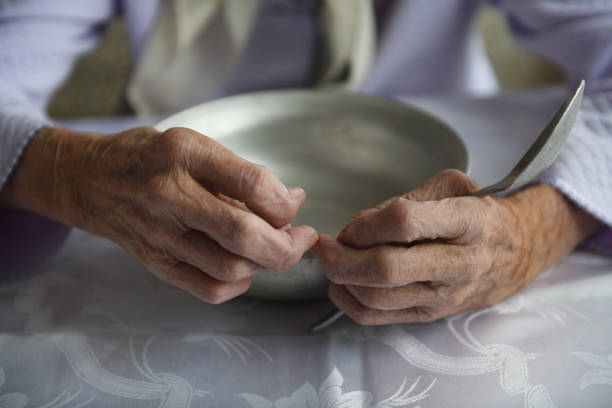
[{"left": 1, "top": 88, "right": 611, "bottom": 407}]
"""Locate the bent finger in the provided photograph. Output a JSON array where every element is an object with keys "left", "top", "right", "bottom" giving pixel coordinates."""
[
  {"left": 216, "top": 192, "right": 251, "bottom": 212},
  {"left": 162, "top": 262, "right": 252, "bottom": 304},
  {"left": 180, "top": 128, "right": 305, "bottom": 227},
  {"left": 356, "top": 169, "right": 479, "bottom": 216},
  {"left": 344, "top": 282, "right": 446, "bottom": 311},
  {"left": 313, "top": 235, "right": 473, "bottom": 287},
  {"left": 329, "top": 284, "right": 446, "bottom": 325},
  {"left": 403, "top": 169, "right": 480, "bottom": 201},
  {"left": 171, "top": 230, "right": 266, "bottom": 282},
  {"left": 178, "top": 177, "right": 317, "bottom": 271},
  {"left": 338, "top": 196, "right": 481, "bottom": 249}
]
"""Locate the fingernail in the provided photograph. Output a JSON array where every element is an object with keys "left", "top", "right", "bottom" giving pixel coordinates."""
[
  {"left": 288, "top": 187, "right": 306, "bottom": 202},
  {"left": 289, "top": 226, "right": 318, "bottom": 248},
  {"left": 316, "top": 234, "right": 335, "bottom": 247}
]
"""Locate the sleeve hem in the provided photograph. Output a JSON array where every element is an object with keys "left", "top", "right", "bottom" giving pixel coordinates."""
[
  {"left": 539, "top": 175, "right": 612, "bottom": 228},
  {"left": 0, "top": 105, "right": 52, "bottom": 189},
  {"left": 0, "top": 122, "right": 48, "bottom": 188}
]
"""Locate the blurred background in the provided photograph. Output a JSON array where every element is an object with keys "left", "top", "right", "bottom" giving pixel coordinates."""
[{"left": 47, "top": 5, "right": 565, "bottom": 119}]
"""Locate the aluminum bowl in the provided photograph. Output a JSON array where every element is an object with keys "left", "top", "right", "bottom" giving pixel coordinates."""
[{"left": 155, "top": 90, "right": 469, "bottom": 300}]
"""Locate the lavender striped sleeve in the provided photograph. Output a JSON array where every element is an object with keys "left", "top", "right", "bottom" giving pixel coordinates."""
[
  {"left": 0, "top": 0, "right": 117, "bottom": 284},
  {"left": 492, "top": 0, "right": 612, "bottom": 254}
]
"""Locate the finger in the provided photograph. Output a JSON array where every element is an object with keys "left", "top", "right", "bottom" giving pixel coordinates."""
[
  {"left": 403, "top": 169, "right": 480, "bottom": 201},
  {"left": 338, "top": 196, "right": 479, "bottom": 249},
  {"left": 216, "top": 192, "right": 251, "bottom": 212},
  {"left": 344, "top": 282, "right": 447, "bottom": 311},
  {"left": 352, "top": 170, "right": 479, "bottom": 218},
  {"left": 170, "top": 230, "right": 266, "bottom": 282},
  {"left": 174, "top": 127, "right": 305, "bottom": 227},
  {"left": 338, "top": 169, "right": 478, "bottom": 245},
  {"left": 329, "top": 284, "right": 445, "bottom": 325},
  {"left": 163, "top": 262, "right": 252, "bottom": 304},
  {"left": 216, "top": 193, "right": 293, "bottom": 231},
  {"left": 313, "top": 235, "right": 475, "bottom": 287},
  {"left": 178, "top": 177, "right": 318, "bottom": 271}
]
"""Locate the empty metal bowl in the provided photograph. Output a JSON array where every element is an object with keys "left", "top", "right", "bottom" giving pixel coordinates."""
[{"left": 155, "top": 90, "right": 469, "bottom": 300}]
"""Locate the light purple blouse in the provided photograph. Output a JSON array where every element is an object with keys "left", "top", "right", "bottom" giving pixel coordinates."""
[{"left": 1, "top": 0, "right": 611, "bottom": 283}]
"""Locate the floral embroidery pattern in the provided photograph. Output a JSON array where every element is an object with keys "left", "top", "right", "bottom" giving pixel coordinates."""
[
  {"left": 184, "top": 332, "right": 273, "bottom": 364},
  {"left": 342, "top": 294, "right": 590, "bottom": 408},
  {"left": 6, "top": 243, "right": 611, "bottom": 407},
  {"left": 0, "top": 368, "right": 27, "bottom": 408},
  {"left": 15, "top": 285, "right": 203, "bottom": 408},
  {"left": 239, "top": 367, "right": 435, "bottom": 408},
  {"left": 571, "top": 351, "right": 612, "bottom": 390}
]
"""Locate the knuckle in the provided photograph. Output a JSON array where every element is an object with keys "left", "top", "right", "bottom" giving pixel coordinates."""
[
  {"left": 468, "top": 204, "right": 490, "bottom": 233},
  {"left": 242, "top": 164, "right": 271, "bottom": 198},
  {"left": 226, "top": 215, "right": 257, "bottom": 253},
  {"left": 461, "top": 248, "right": 486, "bottom": 281},
  {"left": 442, "top": 168, "right": 463, "bottom": 177},
  {"left": 464, "top": 177, "right": 480, "bottom": 194},
  {"left": 160, "top": 127, "right": 189, "bottom": 153},
  {"left": 414, "top": 307, "right": 437, "bottom": 323},
  {"left": 372, "top": 249, "right": 400, "bottom": 286},
  {"left": 482, "top": 204, "right": 502, "bottom": 234},
  {"left": 384, "top": 199, "right": 414, "bottom": 239},
  {"left": 353, "top": 286, "right": 384, "bottom": 309},
  {"left": 438, "top": 168, "right": 465, "bottom": 183},
  {"left": 217, "top": 258, "right": 248, "bottom": 282},
  {"left": 453, "top": 196, "right": 475, "bottom": 214},
  {"left": 274, "top": 235, "right": 307, "bottom": 272},
  {"left": 450, "top": 198, "right": 479, "bottom": 236},
  {"left": 438, "top": 169, "right": 479, "bottom": 194},
  {"left": 446, "top": 289, "right": 466, "bottom": 307},
  {"left": 391, "top": 201, "right": 411, "bottom": 228}
]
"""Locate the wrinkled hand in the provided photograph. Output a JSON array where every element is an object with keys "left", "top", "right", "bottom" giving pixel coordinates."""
[
  {"left": 313, "top": 169, "right": 600, "bottom": 325},
  {"left": 4, "top": 126, "right": 317, "bottom": 303}
]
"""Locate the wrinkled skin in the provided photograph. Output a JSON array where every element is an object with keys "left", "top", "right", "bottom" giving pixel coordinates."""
[
  {"left": 2, "top": 126, "right": 317, "bottom": 303},
  {"left": 312, "top": 169, "right": 602, "bottom": 325},
  {"left": 2, "top": 128, "right": 602, "bottom": 318}
]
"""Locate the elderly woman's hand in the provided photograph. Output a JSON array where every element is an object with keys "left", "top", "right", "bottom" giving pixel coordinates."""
[
  {"left": 2, "top": 126, "right": 317, "bottom": 303},
  {"left": 312, "top": 169, "right": 601, "bottom": 325}
]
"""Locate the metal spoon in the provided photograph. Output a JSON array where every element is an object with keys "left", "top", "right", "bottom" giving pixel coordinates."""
[{"left": 309, "top": 80, "right": 585, "bottom": 333}]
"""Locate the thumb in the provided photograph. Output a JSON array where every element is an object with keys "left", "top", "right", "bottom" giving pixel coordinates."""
[
  {"left": 402, "top": 169, "right": 479, "bottom": 202},
  {"left": 341, "top": 169, "right": 479, "bottom": 232}
]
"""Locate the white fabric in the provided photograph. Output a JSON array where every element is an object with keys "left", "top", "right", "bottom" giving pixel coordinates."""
[
  {"left": 541, "top": 86, "right": 612, "bottom": 227},
  {"left": 2, "top": 89, "right": 611, "bottom": 407},
  {"left": 127, "top": 0, "right": 376, "bottom": 115},
  {"left": 127, "top": 0, "right": 260, "bottom": 115},
  {"left": 0, "top": 106, "right": 48, "bottom": 187}
]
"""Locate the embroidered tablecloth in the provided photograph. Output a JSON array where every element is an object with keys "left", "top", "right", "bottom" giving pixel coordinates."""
[{"left": 1, "top": 88, "right": 611, "bottom": 407}]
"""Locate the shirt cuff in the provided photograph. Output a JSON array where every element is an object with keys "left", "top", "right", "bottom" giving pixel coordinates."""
[
  {"left": 0, "top": 104, "right": 71, "bottom": 286},
  {"left": 538, "top": 89, "right": 612, "bottom": 254},
  {"left": 0, "top": 104, "right": 50, "bottom": 188}
]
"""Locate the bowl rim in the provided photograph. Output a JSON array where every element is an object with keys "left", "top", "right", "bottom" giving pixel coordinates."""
[{"left": 154, "top": 89, "right": 471, "bottom": 175}]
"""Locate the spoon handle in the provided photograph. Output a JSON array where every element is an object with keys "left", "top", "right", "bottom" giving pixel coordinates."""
[
  {"left": 309, "top": 81, "right": 585, "bottom": 334},
  {"left": 309, "top": 310, "right": 345, "bottom": 333}
]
